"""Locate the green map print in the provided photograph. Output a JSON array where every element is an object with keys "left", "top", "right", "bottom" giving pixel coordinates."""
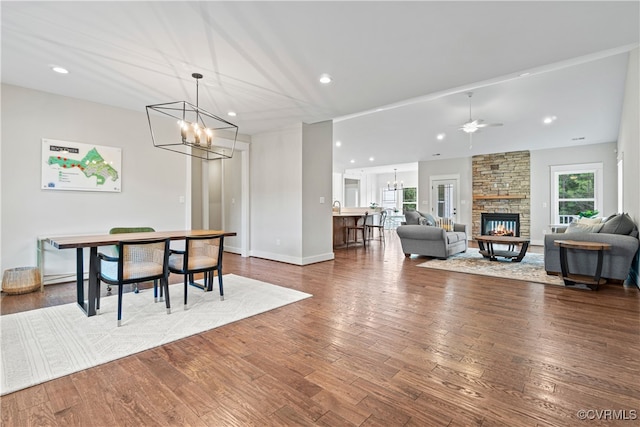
[{"left": 48, "top": 148, "right": 119, "bottom": 185}]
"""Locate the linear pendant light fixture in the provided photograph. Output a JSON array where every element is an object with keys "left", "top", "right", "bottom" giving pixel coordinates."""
[
  {"left": 146, "top": 73, "right": 238, "bottom": 160},
  {"left": 387, "top": 168, "right": 403, "bottom": 191}
]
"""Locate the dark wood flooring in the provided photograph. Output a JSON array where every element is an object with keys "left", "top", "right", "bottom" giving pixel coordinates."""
[{"left": 1, "top": 233, "right": 639, "bottom": 426}]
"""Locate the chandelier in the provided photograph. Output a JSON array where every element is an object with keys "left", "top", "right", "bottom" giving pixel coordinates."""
[
  {"left": 387, "top": 168, "right": 403, "bottom": 191},
  {"left": 146, "top": 73, "right": 238, "bottom": 160}
]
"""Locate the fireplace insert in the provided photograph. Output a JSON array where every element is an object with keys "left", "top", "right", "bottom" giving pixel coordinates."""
[{"left": 481, "top": 213, "right": 520, "bottom": 237}]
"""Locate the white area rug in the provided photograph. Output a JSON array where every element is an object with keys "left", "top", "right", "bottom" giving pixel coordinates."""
[
  {"left": 417, "top": 248, "right": 564, "bottom": 286},
  {"left": 0, "top": 274, "right": 312, "bottom": 396}
]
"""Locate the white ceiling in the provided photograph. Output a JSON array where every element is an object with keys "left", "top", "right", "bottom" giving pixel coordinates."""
[{"left": 2, "top": 1, "right": 638, "bottom": 172}]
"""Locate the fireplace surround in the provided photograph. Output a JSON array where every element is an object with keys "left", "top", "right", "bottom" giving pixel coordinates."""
[{"left": 472, "top": 151, "right": 530, "bottom": 238}]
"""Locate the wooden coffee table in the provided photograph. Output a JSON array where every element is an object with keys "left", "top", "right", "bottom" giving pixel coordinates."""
[
  {"left": 554, "top": 240, "right": 611, "bottom": 290},
  {"left": 475, "top": 235, "right": 530, "bottom": 262}
]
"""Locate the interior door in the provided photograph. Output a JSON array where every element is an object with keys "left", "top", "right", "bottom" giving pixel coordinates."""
[{"left": 431, "top": 178, "right": 458, "bottom": 220}]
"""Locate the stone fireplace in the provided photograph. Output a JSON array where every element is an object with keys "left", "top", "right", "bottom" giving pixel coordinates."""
[{"left": 472, "top": 151, "right": 530, "bottom": 238}]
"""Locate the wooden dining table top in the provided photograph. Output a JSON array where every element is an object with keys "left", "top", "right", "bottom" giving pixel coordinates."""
[{"left": 45, "top": 229, "right": 237, "bottom": 249}]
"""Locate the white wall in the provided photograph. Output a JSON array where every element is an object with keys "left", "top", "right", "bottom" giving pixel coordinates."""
[
  {"left": 1, "top": 84, "right": 188, "bottom": 282},
  {"left": 617, "top": 47, "right": 639, "bottom": 287},
  {"left": 250, "top": 124, "right": 304, "bottom": 263},
  {"left": 418, "top": 157, "right": 473, "bottom": 227},
  {"left": 530, "top": 142, "right": 618, "bottom": 245},
  {"left": 222, "top": 151, "right": 246, "bottom": 255},
  {"left": 208, "top": 160, "right": 222, "bottom": 230},
  {"left": 249, "top": 122, "right": 333, "bottom": 265},
  {"left": 302, "top": 121, "right": 333, "bottom": 264},
  {"left": 618, "top": 48, "right": 639, "bottom": 222}
]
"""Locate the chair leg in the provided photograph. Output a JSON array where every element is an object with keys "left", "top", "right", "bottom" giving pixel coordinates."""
[
  {"left": 96, "top": 278, "right": 101, "bottom": 314},
  {"left": 117, "top": 284, "right": 124, "bottom": 327},
  {"left": 162, "top": 276, "right": 171, "bottom": 314},
  {"left": 153, "top": 279, "right": 159, "bottom": 302},
  {"left": 217, "top": 267, "right": 224, "bottom": 301},
  {"left": 183, "top": 275, "right": 188, "bottom": 309},
  {"left": 133, "top": 283, "right": 139, "bottom": 294}
]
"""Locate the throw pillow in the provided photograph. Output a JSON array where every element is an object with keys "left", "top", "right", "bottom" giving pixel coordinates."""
[
  {"left": 600, "top": 213, "right": 636, "bottom": 235},
  {"left": 403, "top": 210, "right": 421, "bottom": 225},
  {"left": 576, "top": 217, "right": 603, "bottom": 225},
  {"left": 564, "top": 222, "right": 604, "bottom": 234},
  {"left": 436, "top": 217, "right": 454, "bottom": 232},
  {"left": 419, "top": 211, "right": 437, "bottom": 226}
]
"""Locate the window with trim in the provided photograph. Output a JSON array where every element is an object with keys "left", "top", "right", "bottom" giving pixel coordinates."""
[
  {"left": 551, "top": 163, "right": 603, "bottom": 225},
  {"left": 402, "top": 187, "right": 417, "bottom": 212}
]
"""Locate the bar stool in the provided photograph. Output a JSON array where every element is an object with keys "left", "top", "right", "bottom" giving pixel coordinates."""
[{"left": 346, "top": 212, "right": 369, "bottom": 249}]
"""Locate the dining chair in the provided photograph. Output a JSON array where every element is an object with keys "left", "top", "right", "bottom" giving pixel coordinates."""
[
  {"left": 96, "top": 237, "right": 171, "bottom": 327},
  {"left": 346, "top": 212, "right": 369, "bottom": 249},
  {"left": 168, "top": 235, "right": 225, "bottom": 309},
  {"left": 367, "top": 210, "right": 387, "bottom": 244},
  {"left": 107, "top": 227, "right": 155, "bottom": 294}
]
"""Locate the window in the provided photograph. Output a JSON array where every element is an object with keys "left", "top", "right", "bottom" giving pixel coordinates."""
[
  {"left": 402, "top": 187, "right": 417, "bottom": 212},
  {"left": 381, "top": 189, "right": 397, "bottom": 210},
  {"left": 551, "top": 163, "right": 603, "bottom": 224}
]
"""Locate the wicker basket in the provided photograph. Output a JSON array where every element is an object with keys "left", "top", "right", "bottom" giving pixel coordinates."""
[{"left": 2, "top": 267, "right": 41, "bottom": 294}]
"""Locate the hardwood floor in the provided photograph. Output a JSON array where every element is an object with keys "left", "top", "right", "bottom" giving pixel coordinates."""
[{"left": 2, "top": 233, "right": 639, "bottom": 426}]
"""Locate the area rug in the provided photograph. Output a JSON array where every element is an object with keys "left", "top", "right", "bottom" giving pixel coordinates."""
[
  {"left": 417, "top": 248, "right": 564, "bottom": 286},
  {"left": 0, "top": 274, "right": 312, "bottom": 396}
]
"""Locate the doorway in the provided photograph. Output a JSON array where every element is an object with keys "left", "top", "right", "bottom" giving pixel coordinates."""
[
  {"left": 344, "top": 178, "right": 360, "bottom": 207},
  {"left": 430, "top": 176, "right": 459, "bottom": 220}
]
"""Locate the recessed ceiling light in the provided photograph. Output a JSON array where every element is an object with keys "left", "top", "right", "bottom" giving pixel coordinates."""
[
  {"left": 335, "top": 140, "right": 341, "bottom": 147},
  {"left": 227, "top": 111, "right": 237, "bottom": 117},
  {"left": 519, "top": 72, "right": 531, "bottom": 77},
  {"left": 369, "top": 157, "right": 374, "bottom": 161},
  {"left": 319, "top": 74, "right": 332, "bottom": 84},
  {"left": 51, "top": 66, "right": 69, "bottom": 74},
  {"left": 350, "top": 159, "right": 355, "bottom": 164},
  {"left": 543, "top": 116, "right": 557, "bottom": 124},
  {"left": 436, "top": 133, "right": 446, "bottom": 140}
]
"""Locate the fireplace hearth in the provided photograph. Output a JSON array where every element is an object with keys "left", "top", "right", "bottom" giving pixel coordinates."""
[{"left": 481, "top": 213, "right": 520, "bottom": 237}]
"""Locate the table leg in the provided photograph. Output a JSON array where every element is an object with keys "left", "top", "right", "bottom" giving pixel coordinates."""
[
  {"left": 478, "top": 241, "right": 489, "bottom": 259},
  {"left": 559, "top": 246, "right": 572, "bottom": 285},
  {"left": 592, "top": 249, "right": 605, "bottom": 290},
  {"left": 487, "top": 242, "right": 497, "bottom": 261},
  {"left": 76, "top": 248, "right": 87, "bottom": 314},
  {"left": 76, "top": 247, "right": 98, "bottom": 316},
  {"left": 513, "top": 242, "right": 529, "bottom": 262},
  {"left": 87, "top": 246, "right": 98, "bottom": 316}
]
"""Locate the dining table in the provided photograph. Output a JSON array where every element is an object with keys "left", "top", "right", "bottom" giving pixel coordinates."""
[{"left": 44, "top": 229, "right": 236, "bottom": 317}]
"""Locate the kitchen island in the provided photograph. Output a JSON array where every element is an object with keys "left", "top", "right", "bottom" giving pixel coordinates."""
[{"left": 332, "top": 209, "right": 378, "bottom": 248}]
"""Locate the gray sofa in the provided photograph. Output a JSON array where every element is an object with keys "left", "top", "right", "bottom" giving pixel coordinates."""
[
  {"left": 544, "top": 213, "right": 639, "bottom": 282},
  {"left": 396, "top": 210, "right": 468, "bottom": 258}
]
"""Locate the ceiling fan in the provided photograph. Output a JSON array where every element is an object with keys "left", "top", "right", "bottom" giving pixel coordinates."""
[{"left": 458, "top": 92, "right": 503, "bottom": 149}]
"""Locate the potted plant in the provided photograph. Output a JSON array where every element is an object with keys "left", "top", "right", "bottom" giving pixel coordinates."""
[{"left": 577, "top": 209, "right": 599, "bottom": 218}]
